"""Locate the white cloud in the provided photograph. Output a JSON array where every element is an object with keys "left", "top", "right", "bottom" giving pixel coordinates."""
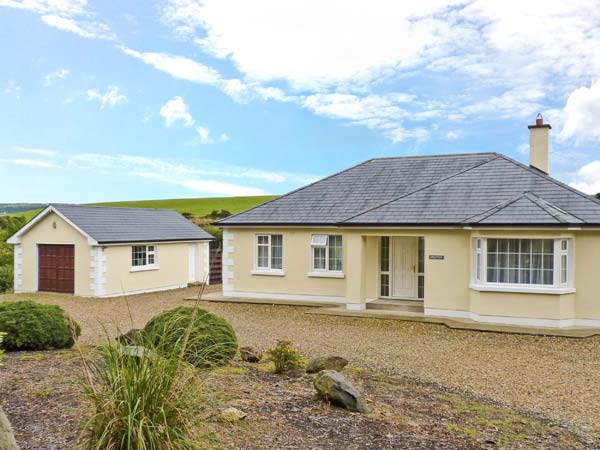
[
  {"left": 303, "top": 93, "right": 428, "bottom": 142},
  {"left": 0, "top": 0, "right": 113, "bottom": 39},
  {"left": 446, "top": 130, "right": 460, "bottom": 140},
  {"left": 219, "top": 132, "right": 229, "bottom": 142},
  {"left": 4, "top": 83, "right": 21, "bottom": 99},
  {"left": 41, "top": 14, "right": 112, "bottom": 39},
  {"left": 160, "top": 96, "right": 194, "bottom": 127},
  {"left": 66, "top": 153, "right": 317, "bottom": 196},
  {"left": 87, "top": 86, "right": 127, "bottom": 108},
  {"left": 12, "top": 158, "right": 58, "bottom": 168},
  {"left": 162, "top": 0, "right": 463, "bottom": 90},
  {"left": 43, "top": 68, "right": 69, "bottom": 86},
  {"left": 196, "top": 125, "right": 212, "bottom": 144},
  {"left": 559, "top": 80, "right": 600, "bottom": 142},
  {"left": 570, "top": 161, "right": 600, "bottom": 195},
  {"left": 157, "top": 0, "right": 600, "bottom": 143},
  {"left": 16, "top": 146, "right": 57, "bottom": 156},
  {"left": 119, "top": 46, "right": 222, "bottom": 86}
]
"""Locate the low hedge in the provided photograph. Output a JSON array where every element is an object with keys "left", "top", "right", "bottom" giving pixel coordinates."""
[
  {"left": 0, "top": 301, "right": 81, "bottom": 351},
  {"left": 143, "top": 307, "right": 237, "bottom": 367}
]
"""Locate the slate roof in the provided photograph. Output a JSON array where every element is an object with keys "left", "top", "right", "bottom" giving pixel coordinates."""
[
  {"left": 217, "top": 152, "right": 600, "bottom": 227},
  {"left": 46, "top": 204, "right": 213, "bottom": 244}
]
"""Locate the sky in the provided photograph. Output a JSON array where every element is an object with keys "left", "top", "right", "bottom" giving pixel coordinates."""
[{"left": 1, "top": 0, "right": 600, "bottom": 203}]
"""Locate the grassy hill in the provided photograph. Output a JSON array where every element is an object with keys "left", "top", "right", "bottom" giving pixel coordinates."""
[{"left": 6, "top": 195, "right": 277, "bottom": 221}]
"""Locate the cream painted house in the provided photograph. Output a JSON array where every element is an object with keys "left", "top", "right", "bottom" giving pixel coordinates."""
[
  {"left": 7, "top": 204, "right": 213, "bottom": 297},
  {"left": 217, "top": 117, "right": 600, "bottom": 329}
]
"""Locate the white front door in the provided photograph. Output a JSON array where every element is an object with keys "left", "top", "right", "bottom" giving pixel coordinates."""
[{"left": 391, "top": 237, "right": 417, "bottom": 298}]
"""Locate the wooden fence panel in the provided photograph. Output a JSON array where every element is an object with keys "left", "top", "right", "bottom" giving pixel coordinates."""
[{"left": 209, "top": 248, "right": 222, "bottom": 285}]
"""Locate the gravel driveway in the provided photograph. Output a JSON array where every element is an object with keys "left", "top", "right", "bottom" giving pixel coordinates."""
[{"left": 3, "top": 286, "right": 600, "bottom": 440}]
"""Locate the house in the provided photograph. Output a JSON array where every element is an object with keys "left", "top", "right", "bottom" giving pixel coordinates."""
[
  {"left": 216, "top": 117, "right": 600, "bottom": 328},
  {"left": 7, "top": 204, "right": 213, "bottom": 297}
]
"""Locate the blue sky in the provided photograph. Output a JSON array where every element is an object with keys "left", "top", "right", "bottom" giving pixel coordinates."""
[{"left": 1, "top": 0, "right": 600, "bottom": 203}]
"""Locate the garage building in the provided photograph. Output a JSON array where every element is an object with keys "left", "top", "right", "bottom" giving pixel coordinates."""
[{"left": 7, "top": 204, "right": 213, "bottom": 297}]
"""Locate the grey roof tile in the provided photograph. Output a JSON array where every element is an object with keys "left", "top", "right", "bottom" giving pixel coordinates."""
[
  {"left": 219, "top": 152, "right": 600, "bottom": 227},
  {"left": 50, "top": 204, "right": 213, "bottom": 244}
]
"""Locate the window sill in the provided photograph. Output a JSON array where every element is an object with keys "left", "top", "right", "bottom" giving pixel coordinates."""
[
  {"left": 130, "top": 265, "right": 159, "bottom": 273},
  {"left": 307, "top": 271, "right": 345, "bottom": 279},
  {"left": 251, "top": 269, "right": 285, "bottom": 276},
  {"left": 470, "top": 283, "right": 576, "bottom": 295}
]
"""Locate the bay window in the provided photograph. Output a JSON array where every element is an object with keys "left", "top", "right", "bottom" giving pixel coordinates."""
[
  {"left": 254, "top": 234, "right": 283, "bottom": 273},
  {"left": 472, "top": 238, "right": 573, "bottom": 292},
  {"left": 310, "top": 234, "right": 343, "bottom": 273}
]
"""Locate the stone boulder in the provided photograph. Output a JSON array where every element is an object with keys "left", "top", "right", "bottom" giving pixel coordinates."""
[
  {"left": 0, "top": 407, "right": 18, "bottom": 450},
  {"left": 306, "top": 356, "right": 348, "bottom": 373},
  {"left": 220, "top": 407, "right": 247, "bottom": 421},
  {"left": 239, "top": 346, "right": 261, "bottom": 363},
  {"left": 313, "top": 370, "right": 370, "bottom": 413},
  {"left": 116, "top": 329, "right": 144, "bottom": 345}
]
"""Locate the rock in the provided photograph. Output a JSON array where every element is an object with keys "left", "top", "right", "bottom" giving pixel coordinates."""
[
  {"left": 239, "top": 346, "right": 261, "bottom": 363},
  {"left": 306, "top": 356, "right": 348, "bottom": 373},
  {"left": 220, "top": 407, "right": 247, "bottom": 421},
  {"left": 116, "top": 329, "right": 144, "bottom": 345},
  {"left": 313, "top": 370, "right": 370, "bottom": 413},
  {"left": 0, "top": 407, "right": 19, "bottom": 450},
  {"left": 119, "top": 345, "right": 155, "bottom": 360}
]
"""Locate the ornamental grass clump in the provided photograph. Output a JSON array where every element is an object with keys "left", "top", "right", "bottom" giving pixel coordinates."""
[
  {"left": 0, "top": 301, "right": 80, "bottom": 351},
  {"left": 143, "top": 307, "right": 238, "bottom": 368},
  {"left": 78, "top": 328, "right": 200, "bottom": 450}
]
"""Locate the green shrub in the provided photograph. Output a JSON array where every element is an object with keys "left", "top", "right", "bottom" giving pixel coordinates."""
[
  {"left": 0, "top": 265, "right": 12, "bottom": 294},
  {"left": 0, "top": 332, "right": 5, "bottom": 360},
  {"left": 143, "top": 307, "right": 237, "bottom": 368},
  {"left": 81, "top": 331, "right": 199, "bottom": 449},
  {"left": 0, "top": 301, "right": 81, "bottom": 351},
  {"left": 265, "top": 339, "right": 304, "bottom": 373}
]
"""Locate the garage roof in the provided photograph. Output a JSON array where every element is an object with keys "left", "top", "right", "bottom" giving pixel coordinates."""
[{"left": 9, "top": 204, "right": 213, "bottom": 245}]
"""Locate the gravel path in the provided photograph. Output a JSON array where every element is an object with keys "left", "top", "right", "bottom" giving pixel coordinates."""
[{"left": 3, "top": 287, "right": 600, "bottom": 439}]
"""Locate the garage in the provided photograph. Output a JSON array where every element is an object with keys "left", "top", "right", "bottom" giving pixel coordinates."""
[{"left": 38, "top": 244, "right": 74, "bottom": 294}]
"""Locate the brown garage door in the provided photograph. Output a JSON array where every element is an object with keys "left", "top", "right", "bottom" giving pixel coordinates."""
[{"left": 38, "top": 244, "right": 75, "bottom": 294}]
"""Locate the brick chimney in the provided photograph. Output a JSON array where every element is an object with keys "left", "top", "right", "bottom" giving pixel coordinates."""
[{"left": 528, "top": 113, "right": 551, "bottom": 174}]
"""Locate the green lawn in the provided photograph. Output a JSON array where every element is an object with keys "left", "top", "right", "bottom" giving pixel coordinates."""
[{"left": 8, "top": 195, "right": 277, "bottom": 221}]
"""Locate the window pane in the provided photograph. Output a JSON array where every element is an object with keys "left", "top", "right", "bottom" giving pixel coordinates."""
[
  {"left": 380, "top": 274, "right": 390, "bottom": 297},
  {"left": 132, "top": 246, "right": 146, "bottom": 267},
  {"left": 257, "top": 245, "right": 269, "bottom": 268},
  {"left": 148, "top": 254, "right": 155, "bottom": 264},
  {"left": 311, "top": 234, "right": 328, "bottom": 246},
  {"left": 313, "top": 248, "right": 326, "bottom": 269},
  {"left": 328, "top": 235, "right": 342, "bottom": 271},
  {"left": 380, "top": 237, "right": 389, "bottom": 272},
  {"left": 418, "top": 275, "right": 424, "bottom": 299},
  {"left": 418, "top": 237, "right": 425, "bottom": 274},
  {"left": 486, "top": 238, "right": 555, "bottom": 285},
  {"left": 271, "top": 235, "right": 283, "bottom": 269},
  {"left": 561, "top": 254, "right": 568, "bottom": 284},
  {"left": 257, "top": 235, "right": 269, "bottom": 245}
]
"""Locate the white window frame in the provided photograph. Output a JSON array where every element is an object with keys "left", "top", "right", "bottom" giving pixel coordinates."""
[
  {"left": 308, "top": 234, "right": 344, "bottom": 278},
  {"left": 131, "top": 244, "right": 159, "bottom": 272},
  {"left": 252, "top": 234, "right": 284, "bottom": 275},
  {"left": 470, "top": 237, "right": 575, "bottom": 294}
]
